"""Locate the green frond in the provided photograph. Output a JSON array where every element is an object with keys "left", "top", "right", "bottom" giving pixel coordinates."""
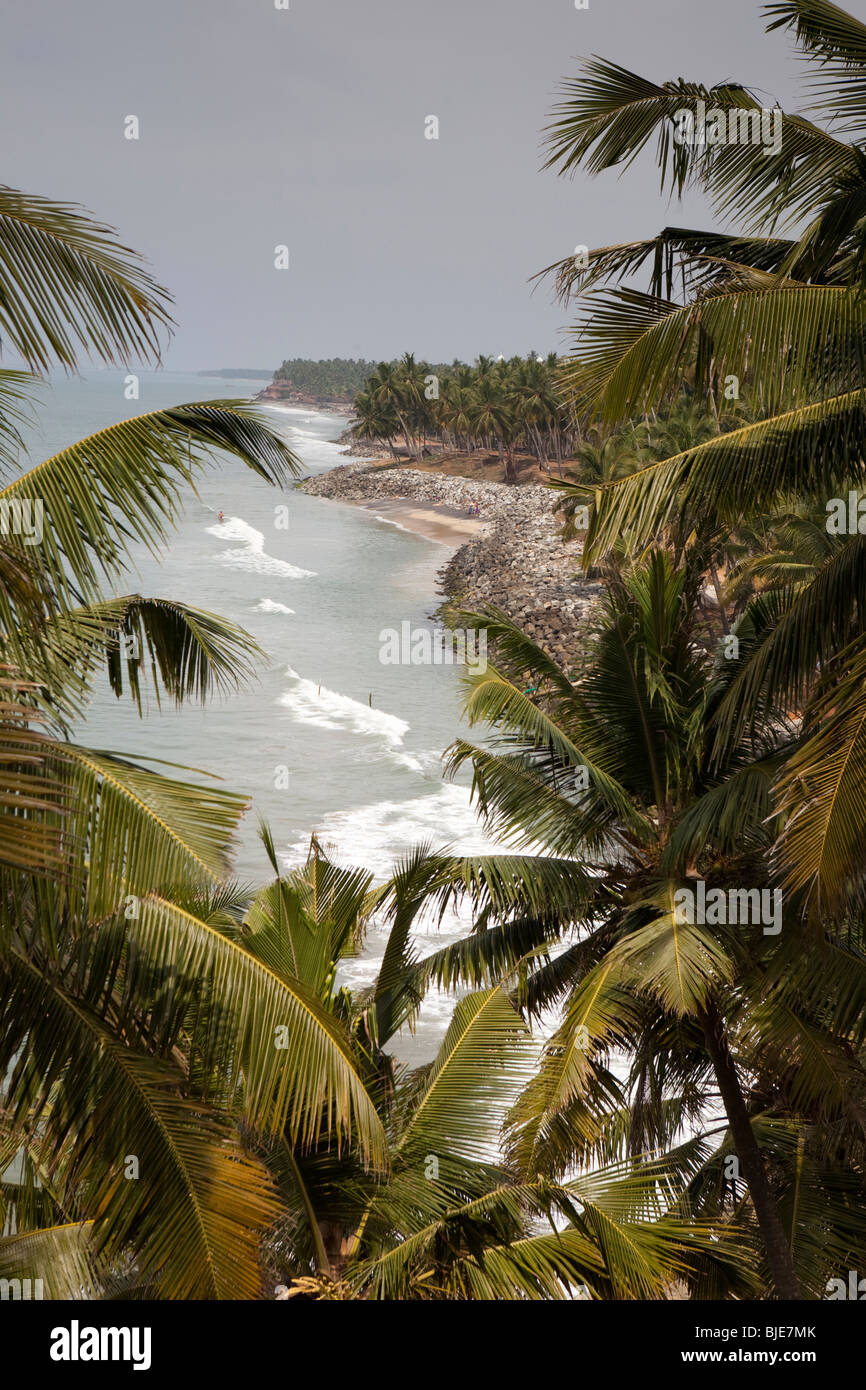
[
  {"left": 0, "top": 951, "right": 280, "bottom": 1299},
  {"left": 506, "top": 960, "right": 638, "bottom": 1177},
  {"left": 0, "top": 402, "right": 301, "bottom": 602},
  {"left": 586, "top": 391, "right": 866, "bottom": 560},
  {"left": 567, "top": 284, "right": 862, "bottom": 422},
  {"left": 533, "top": 229, "right": 809, "bottom": 310},
  {"left": 124, "top": 895, "right": 388, "bottom": 1165},
  {"left": 242, "top": 856, "right": 373, "bottom": 997},
  {"left": 542, "top": 53, "right": 855, "bottom": 232},
  {"left": 52, "top": 745, "right": 249, "bottom": 921},
  {"left": 711, "top": 547, "right": 866, "bottom": 758},
  {"left": 663, "top": 757, "right": 784, "bottom": 868},
  {"left": 766, "top": 0, "right": 866, "bottom": 130},
  {"left": 0, "top": 1222, "right": 99, "bottom": 1299},
  {"left": 610, "top": 888, "right": 735, "bottom": 1016},
  {"left": 0, "top": 185, "right": 173, "bottom": 372},
  {"left": 774, "top": 644, "right": 866, "bottom": 908},
  {"left": 0, "top": 689, "right": 64, "bottom": 882},
  {"left": 27, "top": 595, "right": 266, "bottom": 722},
  {"left": 0, "top": 370, "right": 42, "bottom": 472},
  {"left": 393, "top": 987, "right": 536, "bottom": 1167}
]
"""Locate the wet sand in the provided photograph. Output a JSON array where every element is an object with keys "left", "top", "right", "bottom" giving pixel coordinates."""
[{"left": 351, "top": 497, "right": 487, "bottom": 545}]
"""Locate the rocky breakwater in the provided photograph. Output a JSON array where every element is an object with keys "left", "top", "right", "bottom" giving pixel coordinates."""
[{"left": 302, "top": 464, "right": 601, "bottom": 672}]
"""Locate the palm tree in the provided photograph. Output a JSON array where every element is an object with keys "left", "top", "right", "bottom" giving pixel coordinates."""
[
  {"left": 373, "top": 554, "right": 866, "bottom": 1297},
  {"left": 469, "top": 376, "right": 519, "bottom": 479},
  {"left": 550, "top": 421, "right": 644, "bottom": 540},
  {"left": 350, "top": 382, "right": 400, "bottom": 457},
  {"left": 245, "top": 840, "right": 746, "bottom": 1300},
  {"left": 539, "top": 0, "right": 866, "bottom": 917},
  {"left": 0, "top": 185, "right": 389, "bottom": 1296},
  {"left": 349, "top": 354, "right": 579, "bottom": 470}
]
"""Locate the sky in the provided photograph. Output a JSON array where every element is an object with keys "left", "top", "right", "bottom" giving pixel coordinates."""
[{"left": 2, "top": 0, "right": 812, "bottom": 372}]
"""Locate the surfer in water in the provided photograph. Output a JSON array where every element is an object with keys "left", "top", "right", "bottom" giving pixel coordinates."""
[{"left": 218, "top": 510, "right": 225, "bottom": 523}]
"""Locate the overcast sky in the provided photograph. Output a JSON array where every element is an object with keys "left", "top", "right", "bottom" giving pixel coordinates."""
[{"left": 3, "top": 0, "right": 812, "bottom": 371}]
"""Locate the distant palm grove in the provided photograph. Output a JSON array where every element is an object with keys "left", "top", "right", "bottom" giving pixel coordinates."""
[
  {"left": 351, "top": 352, "right": 575, "bottom": 479},
  {"left": 272, "top": 357, "right": 388, "bottom": 400},
  {"left": 2, "top": 0, "right": 866, "bottom": 1302}
]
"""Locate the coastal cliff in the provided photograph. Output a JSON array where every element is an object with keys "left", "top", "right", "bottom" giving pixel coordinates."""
[{"left": 256, "top": 381, "right": 354, "bottom": 413}]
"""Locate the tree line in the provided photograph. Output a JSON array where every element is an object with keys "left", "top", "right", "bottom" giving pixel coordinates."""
[
  {"left": 351, "top": 351, "right": 575, "bottom": 478},
  {"left": 272, "top": 357, "right": 388, "bottom": 400}
]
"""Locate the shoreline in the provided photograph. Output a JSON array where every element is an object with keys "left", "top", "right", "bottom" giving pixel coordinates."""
[
  {"left": 334, "top": 495, "right": 487, "bottom": 547},
  {"left": 301, "top": 461, "right": 601, "bottom": 672}
]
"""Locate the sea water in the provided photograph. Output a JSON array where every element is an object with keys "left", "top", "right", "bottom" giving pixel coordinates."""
[{"left": 15, "top": 370, "right": 510, "bottom": 1060}]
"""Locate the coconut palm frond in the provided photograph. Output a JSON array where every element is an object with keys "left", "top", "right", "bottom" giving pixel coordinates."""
[
  {"left": 28, "top": 595, "right": 265, "bottom": 722},
  {"left": 585, "top": 392, "right": 866, "bottom": 561},
  {"left": 0, "top": 185, "right": 174, "bottom": 372},
  {"left": 393, "top": 987, "right": 536, "bottom": 1167},
  {"left": 0, "top": 402, "right": 301, "bottom": 603},
  {"left": 0, "top": 1222, "right": 99, "bottom": 1300},
  {"left": 0, "top": 951, "right": 280, "bottom": 1299},
  {"left": 774, "top": 645, "right": 866, "bottom": 909},
  {"left": 123, "top": 895, "right": 388, "bottom": 1165},
  {"left": 767, "top": 0, "right": 866, "bottom": 130}
]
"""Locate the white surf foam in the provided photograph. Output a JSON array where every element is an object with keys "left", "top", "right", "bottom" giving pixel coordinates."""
[
  {"left": 206, "top": 516, "right": 316, "bottom": 578},
  {"left": 286, "top": 426, "right": 330, "bottom": 440},
  {"left": 279, "top": 666, "right": 410, "bottom": 747},
  {"left": 282, "top": 782, "right": 536, "bottom": 1053},
  {"left": 372, "top": 513, "right": 416, "bottom": 535},
  {"left": 284, "top": 782, "right": 505, "bottom": 886},
  {"left": 254, "top": 599, "right": 294, "bottom": 614}
]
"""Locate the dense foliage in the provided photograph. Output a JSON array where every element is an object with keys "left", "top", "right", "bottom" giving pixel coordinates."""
[
  {"left": 351, "top": 352, "right": 572, "bottom": 478},
  {"left": 272, "top": 357, "right": 391, "bottom": 400},
  {"left": 4, "top": 0, "right": 866, "bottom": 1303}
]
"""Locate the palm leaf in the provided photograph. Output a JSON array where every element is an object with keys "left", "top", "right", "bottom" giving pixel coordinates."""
[
  {"left": 0, "top": 1222, "right": 99, "bottom": 1299},
  {"left": 0, "top": 951, "right": 281, "bottom": 1299},
  {"left": 774, "top": 645, "right": 866, "bottom": 908},
  {"left": 50, "top": 745, "right": 249, "bottom": 921},
  {"left": 0, "top": 185, "right": 173, "bottom": 372},
  {"left": 610, "top": 888, "right": 735, "bottom": 1016},
  {"left": 567, "top": 284, "right": 863, "bottom": 421},
  {"left": 767, "top": 0, "right": 866, "bottom": 130},
  {"left": 586, "top": 391, "right": 866, "bottom": 560},
  {"left": 123, "top": 895, "right": 388, "bottom": 1164},
  {"left": 0, "top": 402, "right": 301, "bottom": 602},
  {"left": 393, "top": 987, "right": 536, "bottom": 1167},
  {"left": 25, "top": 595, "right": 266, "bottom": 722}
]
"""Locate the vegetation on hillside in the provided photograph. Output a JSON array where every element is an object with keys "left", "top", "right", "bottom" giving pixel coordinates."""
[
  {"left": 272, "top": 357, "right": 392, "bottom": 400},
  {"left": 387, "top": 0, "right": 866, "bottom": 1300},
  {"left": 5, "top": 0, "right": 866, "bottom": 1302}
]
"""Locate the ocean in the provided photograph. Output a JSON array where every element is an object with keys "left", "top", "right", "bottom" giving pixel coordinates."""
[{"left": 17, "top": 370, "right": 507, "bottom": 1062}]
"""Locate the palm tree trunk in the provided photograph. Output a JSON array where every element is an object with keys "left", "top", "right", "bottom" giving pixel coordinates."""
[
  {"left": 554, "top": 430, "right": 563, "bottom": 477},
  {"left": 699, "top": 1003, "right": 801, "bottom": 1299},
  {"left": 708, "top": 561, "right": 729, "bottom": 635}
]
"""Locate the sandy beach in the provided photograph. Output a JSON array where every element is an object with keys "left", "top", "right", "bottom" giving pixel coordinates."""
[{"left": 347, "top": 497, "right": 487, "bottom": 546}]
